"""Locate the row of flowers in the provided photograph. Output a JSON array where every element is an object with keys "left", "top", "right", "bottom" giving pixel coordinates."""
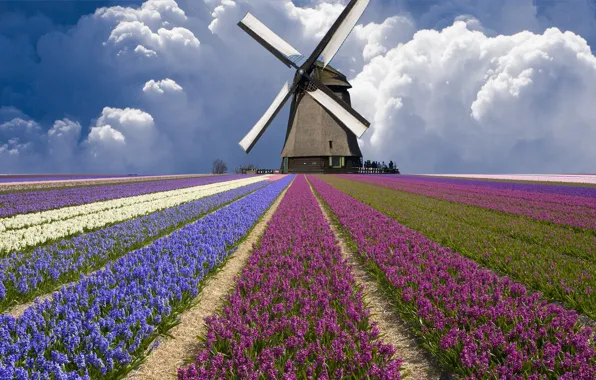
[
  {"left": 178, "top": 175, "right": 401, "bottom": 379},
  {"left": 0, "top": 180, "right": 271, "bottom": 313},
  {"left": 0, "top": 176, "right": 250, "bottom": 232},
  {"left": 0, "top": 174, "right": 241, "bottom": 218},
  {"left": 409, "top": 175, "right": 596, "bottom": 198},
  {"left": 0, "top": 175, "right": 292, "bottom": 379},
  {"left": 341, "top": 174, "right": 596, "bottom": 230},
  {"left": 322, "top": 175, "right": 596, "bottom": 318},
  {"left": 0, "top": 174, "right": 131, "bottom": 183},
  {"left": 0, "top": 176, "right": 266, "bottom": 254},
  {"left": 309, "top": 176, "right": 596, "bottom": 379}
]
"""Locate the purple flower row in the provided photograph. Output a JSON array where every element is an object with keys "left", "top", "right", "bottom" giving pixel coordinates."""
[
  {"left": 341, "top": 175, "right": 596, "bottom": 230},
  {"left": 178, "top": 175, "right": 401, "bottom": 380},
  {"left": 0, "top": 175, "right": 292, "bottom": 379},
  {"left": 0, "top": 175, "right": 245, "bottom": 218},
  {"left": 0, "top": 175, "right": 133, "bottom": 183},
  {"left": 405, "top": 175, "right": 596, "bottom": 198},
  {"left": 0, "top": 180, "right": 271, "bottom": 312},
  {"left": 309, "top": 175, "right": 596, "bottom": 379}
]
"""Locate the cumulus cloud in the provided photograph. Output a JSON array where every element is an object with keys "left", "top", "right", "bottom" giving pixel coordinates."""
[
  {"left": 47, "top": 119, "right": 82, "bottom": 170},
  {"left": 0, "top": 111, "right": 45, "bottom": 172},
  {"left": 85, "top": 107, "right": 172, "bottom": 173},
  {"left": 142, "top": 78, "right": 184, "bottom": 95},
  {"left": 285, "top": 1, "right": 343, "bottom": 38},
  {"left": 206, "top": 0, "right": 236, "bottom": 33},
  {"left": 1, "top": 0, "right": 596, "bottom": 174},
  {"left": 352, "top": 21, "right": 596, "bottom": 173}
]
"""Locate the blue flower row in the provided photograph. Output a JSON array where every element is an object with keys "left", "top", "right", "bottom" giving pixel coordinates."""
[
  {"left": 0, "top": 175, "right": 292, "bottom": 379},
  {"left": 0, "top": 180, "right": 271, "bottom": 312}
]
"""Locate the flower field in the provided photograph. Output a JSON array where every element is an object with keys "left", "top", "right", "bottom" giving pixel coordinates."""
[{"left": 0, "top": 173, "right": 595, "bottom": 379}]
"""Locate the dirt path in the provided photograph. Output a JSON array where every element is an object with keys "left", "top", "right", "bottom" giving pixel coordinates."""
[
  {"left": 125, "top": 183, "right": 291, "bottom": 380},
  {"left": 308, "top": 178, "right": 445, "bottom": 380},
  {"left": 7, "top": 294, "right": 53, "bottom": 318}
]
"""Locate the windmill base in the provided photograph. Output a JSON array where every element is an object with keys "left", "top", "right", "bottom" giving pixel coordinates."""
[{"left": 280, "top": 156, "right": 362, "bottom": 174}]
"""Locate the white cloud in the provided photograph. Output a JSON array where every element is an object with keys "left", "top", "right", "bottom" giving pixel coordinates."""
[
  {"left": 106, "top": 21, "right": 200, "bottom": 70},
  {"left": 88, "top": 124, "right": 125, "bottom": 144},
  {"left": 208, "top": 0, "right": 236, "bottom": 34},
  {"left": 85, "top": 107, "right": 171, "bottom": 173},
  {"left": 48, "top": 118, "right": 80, "bottom": 137},
  {"left": 96, "top": 0, "right": 188, "bottom": 30},
  {"left": 285, "top": 1, "right": 344, "bottom": 38},
  {"left": 47, "top": 119, "right": 82, "bottom": 170},
  {"left": 352, "top": 20, "right": 596, "bottom": 173},
  {"left": 3, "top": 0, "right": 596, "bottom": 174},
  {"left": 143, "top": 78, "right": 184, "bottom": 95}
]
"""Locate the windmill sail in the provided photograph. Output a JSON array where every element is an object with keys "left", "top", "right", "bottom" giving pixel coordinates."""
[
  {"left": 306, "top": 77, "right": 369, "bottom": 138},
  {"left": 238, "top": 13, "right": 305, "bottom": 68},
  {"left": 237, "top": 0, "right": 372, "bottom": 169},
  {"left": 300, "top": 0, "right": 370, "bottom": 71},
  {"left": 239, "top": 81, "right": 294, "bottom": 153},
  {"left": 319, "top": 0, "right": 370, "bottom": 68}
]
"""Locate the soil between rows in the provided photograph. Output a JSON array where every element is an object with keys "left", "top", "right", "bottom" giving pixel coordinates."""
[
  {"left": 307, "top": 177, "right": 445, "bottom": 380},
  {"left": 125, "top": 180, "right": 292, "bottom": 379}
]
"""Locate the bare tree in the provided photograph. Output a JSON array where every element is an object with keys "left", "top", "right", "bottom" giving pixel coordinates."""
[{"left": 212, "top": 159, "right": 228, "bottom": 174}]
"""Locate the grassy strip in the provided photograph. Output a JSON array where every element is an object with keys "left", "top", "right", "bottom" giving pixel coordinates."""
[
  {"left": 343, "top": 175, "right": 596, "bottom": 232},
  {"left": 318, "top": 175, "right": 596, "bottom": 319},
  {"left": 342, "top": 176, "right": 596, "bottom": 260},
  {"left": 309, "top": 176, "right": 595, "bottom": 379}
]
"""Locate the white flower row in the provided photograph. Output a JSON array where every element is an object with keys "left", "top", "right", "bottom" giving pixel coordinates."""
[
  {"left": 0, "top": 176, "right": 267, "bottom": 253},
  {"left": 0, "top": 177, "right": 265, "bottom": 232}
]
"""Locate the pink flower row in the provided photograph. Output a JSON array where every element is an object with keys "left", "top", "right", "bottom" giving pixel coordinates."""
[
  {"left": 310, "top": 175, "right": 596, "bottom": 379},
  {"left": 178, "top": 175, "right": 401, "bottom": 379}
]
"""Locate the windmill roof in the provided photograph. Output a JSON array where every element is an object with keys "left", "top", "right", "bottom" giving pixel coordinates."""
[{"left": 314, "top": 61, "right": 352, "bottom": 88}]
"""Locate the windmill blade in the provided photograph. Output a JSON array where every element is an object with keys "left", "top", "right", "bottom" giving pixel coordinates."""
[
  {"left": 239, "top": 81, "right": 295, "bottom": 153},
  {"left": 301, "top": 0, "right": 370, "bottom": 70},
  {"left": 305, "top": 77, "right": 370, "bottom": 138},
  {"left": 238, "top": 12, "right": 305, "bottom": 68}
]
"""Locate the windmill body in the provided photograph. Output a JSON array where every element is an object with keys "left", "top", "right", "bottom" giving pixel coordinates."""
[
  {"left": 237, "top": 0, "right": 371, "bottom": 173},
  {"left": 281, "top": 62, "right": 363, "bottom": 173}
]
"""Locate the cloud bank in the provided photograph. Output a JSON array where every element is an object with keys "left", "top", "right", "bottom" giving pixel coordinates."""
[
  {"left": 0, "top": 0, "right": 595, "bottom": 174},
  {"left": 352, "top": 21, "right": 596, "bottom": 173}
]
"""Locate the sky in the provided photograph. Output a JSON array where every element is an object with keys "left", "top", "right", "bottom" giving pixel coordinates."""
[{"left": 1, "top": 0, "right": 596, "bottom": 174}]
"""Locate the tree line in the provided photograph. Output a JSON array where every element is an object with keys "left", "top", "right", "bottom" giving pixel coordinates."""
[{"left": 363, "top": 160, "right": 397, "bottom": 170}]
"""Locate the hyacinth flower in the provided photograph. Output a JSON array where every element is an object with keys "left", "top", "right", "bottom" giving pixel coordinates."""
[
  {"left": 394, "top": 175, "right": 596, "bottom": 198},
  {"left": 0, "top": 176, "right": 266, "bottom": 254},
  {"left": 0, "top": 176, "right": 292, "bottom": 379},
  {"left": 340, "top": 174, "right": 596, "bottom": 230},
  {"left": 0, "top": 180, "right": 270, "bottom": 313},
  {"left": 0, "top": 174, "right": 245, "bottom": 218},
  {"left": 321, "top": 175, "right": 596, "bottom": 319},
  {"left": 309, "top": 175, "right": 596, "bottom": 379},
  {"left": 178, "top": 175, "right": 401, "bottom": 380}
]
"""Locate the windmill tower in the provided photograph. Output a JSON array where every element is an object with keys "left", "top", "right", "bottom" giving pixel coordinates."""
[{"left": 237, "top": 0, "right": 371, "bottom": 173}]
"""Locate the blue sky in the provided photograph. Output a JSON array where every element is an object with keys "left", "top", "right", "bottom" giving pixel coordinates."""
[{"left": 1, "top": 0, "right": 596, "bottom": 174}]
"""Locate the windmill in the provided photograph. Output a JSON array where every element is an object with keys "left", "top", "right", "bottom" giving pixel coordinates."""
[{"left": 238, "top": 0, "right": 371, "bottom": 173}]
